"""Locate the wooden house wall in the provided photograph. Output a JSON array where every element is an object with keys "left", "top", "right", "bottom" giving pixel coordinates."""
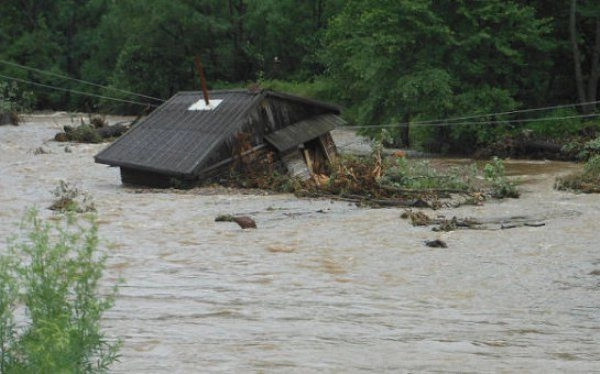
[{"left": 121, "top": 167, "right": 178, "bottom": 188}]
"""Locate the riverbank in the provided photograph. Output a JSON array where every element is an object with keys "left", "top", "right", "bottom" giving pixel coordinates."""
[{"left": 1, "top": 114, "right": 598, "bottom": 372}]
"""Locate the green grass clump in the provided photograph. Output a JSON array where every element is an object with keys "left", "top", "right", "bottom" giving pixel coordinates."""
[{"left": 0, "top": 210, "right": 120, "bottom": 373}]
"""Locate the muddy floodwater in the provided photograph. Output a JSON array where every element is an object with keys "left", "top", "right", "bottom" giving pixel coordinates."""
[{"left": 1, "top": 114, "right": 599, "bottom": 373}]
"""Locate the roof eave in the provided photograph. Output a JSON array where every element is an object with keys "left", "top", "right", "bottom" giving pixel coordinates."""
[{"left": 263, "top": 90, "right": 343, "bottom": 114}]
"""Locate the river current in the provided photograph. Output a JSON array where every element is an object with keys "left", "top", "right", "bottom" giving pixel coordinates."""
[{"left": 1, "top": 114, "right": 599, "bottom": 373}]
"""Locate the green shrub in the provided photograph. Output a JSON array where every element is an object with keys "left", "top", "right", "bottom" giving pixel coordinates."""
[
  {"left": 483, "top": 157, "right": 520, "bottom": 198},
  {"left": 66, "top": 124, "right": 104, "bottom": 143},
  {"left": 382, "top": 157, "right": 475, "bottom": 192},
  {"left": 525, "top": 108, "right": 584, "bottom": 138},
  {"left": 0, "top": 81, "right": 35, "bottom": 114},
  {"left": 0, "top": 210, "right": 120, "bottom": 373},
  {"left": 580, "top": 137, "right": 600, "bottom": 160},
  {"left": 555, "top": 155, "right": 600, "bottom": 193},
  {"left": 583, "top": 154, "right": 600, "bottom": 177}
]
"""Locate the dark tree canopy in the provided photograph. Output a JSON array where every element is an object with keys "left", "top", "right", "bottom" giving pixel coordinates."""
[{"left": 0, "top": 0, "right": 598, "bottom": 152}]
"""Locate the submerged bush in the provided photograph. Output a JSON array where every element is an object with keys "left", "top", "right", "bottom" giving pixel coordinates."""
[
  {"left": 382, "top": 157, "right": 476, "bottom": 192},
  {"left": 0, "top": 210, "right": 120, "bottom": 373},
  {"left": 556, "top": 155, "right": 600, "bottom": 193},
  {"left": 0, "top": 81, "right": 35, "bottom": 125},
  {"left": 483, "top": 157, "right": 520, "bottom": 198},
  {"left": 49, "top": 180, "right": 96, "bottom": 213}
]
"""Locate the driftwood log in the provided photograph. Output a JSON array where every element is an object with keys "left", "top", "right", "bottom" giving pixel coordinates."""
[
  {"left": 215, "top": 214, "right": 257, "bottom": 229},
  {"left": 402, "top": 210, "right": 546, "bottom": 231}
]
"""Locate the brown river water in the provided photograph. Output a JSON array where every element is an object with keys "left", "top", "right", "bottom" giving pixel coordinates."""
[{"left": 1, "top": 114, "right": 599, "bottom": 373}]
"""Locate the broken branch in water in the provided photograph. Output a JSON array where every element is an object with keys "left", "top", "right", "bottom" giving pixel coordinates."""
[{"left": 401, "top": 210, "right": 546, "bottom": 231}]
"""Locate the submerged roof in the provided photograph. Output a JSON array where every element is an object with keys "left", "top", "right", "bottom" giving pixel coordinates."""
[
  {"left": 95, "top": 90, "right": 262, "bottom": 176},
  {"left": 95, "top": 89, "right": 342, "bottom": 177}
]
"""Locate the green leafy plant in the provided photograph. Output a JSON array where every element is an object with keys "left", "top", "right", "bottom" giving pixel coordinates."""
[
  {"left": 483, "top": 157, "right": 520, "bottom": 198},
  {"left": 0, "top": 210, "right": 120, "bottom": 373},
  {"left": 580, "top": 137, "right": 600, "bottom": 160}
]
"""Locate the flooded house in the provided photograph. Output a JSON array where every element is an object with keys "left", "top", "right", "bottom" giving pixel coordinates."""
[{"left": 94, "top": 89, "right": 345, "bottom": 187}]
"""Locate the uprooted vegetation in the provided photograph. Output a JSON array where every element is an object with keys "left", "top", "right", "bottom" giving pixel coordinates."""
[
  {"left": 555, "top": 155, "right": 600, "bottom": 193},
  {"left": 48, "top": 180, "right": 96, "bottom": 213},
  {"left": 54, "top": 115, "right": 130, "bottom": 143},
  {"left": 225, "top": 145, "right": 519, "bottom": 207}
]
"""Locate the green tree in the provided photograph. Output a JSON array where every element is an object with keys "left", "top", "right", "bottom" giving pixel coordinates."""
[
  {"left": 0, "top": 0, "right": 110, "bottom": 109},
  {"left": 245, "top": 0, "right": 343, "bottom": 80},
  {"left": 323, "top": 0, "right": 553, "bottom": 152},
  {"left": 570, "top": 0, "right": 600, "bottom": 113},
  {"left": 323, "top": 0, "right": 454, "bottom": 146}
]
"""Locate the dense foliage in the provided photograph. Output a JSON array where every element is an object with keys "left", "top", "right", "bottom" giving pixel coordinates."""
[
  {"left": 1, "top": 0, "right": 599, "bottom": 152},
  {"left": 0, "top": 210, "right": 119, "bottom": 373}
]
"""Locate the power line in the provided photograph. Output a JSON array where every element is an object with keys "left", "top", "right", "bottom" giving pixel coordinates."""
[
  {"left": 343, "top": 112, "right": 600, "bottom": 130},
  {"left": 0, "top": 59, "right": 165, "bottom": 103},
  {"left": 0, "top": 73, "right": 159, "bottom": 107},
  {"left": 401, "top": 100, "right": 600, "bottom": 127}
]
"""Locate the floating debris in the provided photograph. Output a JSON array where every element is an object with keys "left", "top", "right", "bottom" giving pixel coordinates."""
[
  {"left": 215, "top": 215, "right": 257, "bottom": 229},
  {"left": 400, "top": 210, "right": 432, "bottom": 226},
  {"left": 54, "top": 117, "right": 130, "bottom": 143},
  {"left": 425, "top": 239, "right": 447, "bottom": 248},
  {"left": 32, "top": 146, "right": 51, "bottom": 155},
  {"left": 401, "top": 209, "right": 546, "bottom": 231}
]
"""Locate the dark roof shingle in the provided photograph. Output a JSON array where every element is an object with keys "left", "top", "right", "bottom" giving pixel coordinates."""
[{"left": 95, "top": 90, "right": 262, "bottom": 176}]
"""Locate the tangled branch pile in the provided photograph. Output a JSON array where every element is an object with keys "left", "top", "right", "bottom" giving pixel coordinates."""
[
  {"left": 54, "top": 116, "right": 129, "bottom": 143},
  {"left": 228, "top": 144, "right": 518, "bottom": 206}
]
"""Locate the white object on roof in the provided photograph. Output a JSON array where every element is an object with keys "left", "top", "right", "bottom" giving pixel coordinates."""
[{"left": 188, "top": 99, "right": 223, "bottom": 111}]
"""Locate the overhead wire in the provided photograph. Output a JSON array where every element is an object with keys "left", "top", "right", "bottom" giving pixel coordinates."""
[
  {"left": 0, "top": 73, "right": 160, "bottom": 107},
  {"left": 2, "top": 59, "right": 599, "bottom": 131},
  {"left": 343, "top": 112, "right": 600, "bottom": 130},
  {"left": 0, "top": 59, "right": 165, "bottom": 103},
  {"left": 386, "top": 99, "right": 600, "bottom": 127}
]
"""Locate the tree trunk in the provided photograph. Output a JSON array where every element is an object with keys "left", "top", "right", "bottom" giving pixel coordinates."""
[
  {"left": 586, "top": 17, "right": 600, "bottom": 113},
  {"left": 570, "top": 0, "right": 589, "bottom": 113},
  {"left": 228, "top": 0, "right": 247, "bottom": 81},
  {"left": 400, "top": 113, "right": 410, "bottom": 148}
]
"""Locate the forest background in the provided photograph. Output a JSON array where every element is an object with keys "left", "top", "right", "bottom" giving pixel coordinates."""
[{"left": 1, "top": 0, "right": 599, "bottom": 155}]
